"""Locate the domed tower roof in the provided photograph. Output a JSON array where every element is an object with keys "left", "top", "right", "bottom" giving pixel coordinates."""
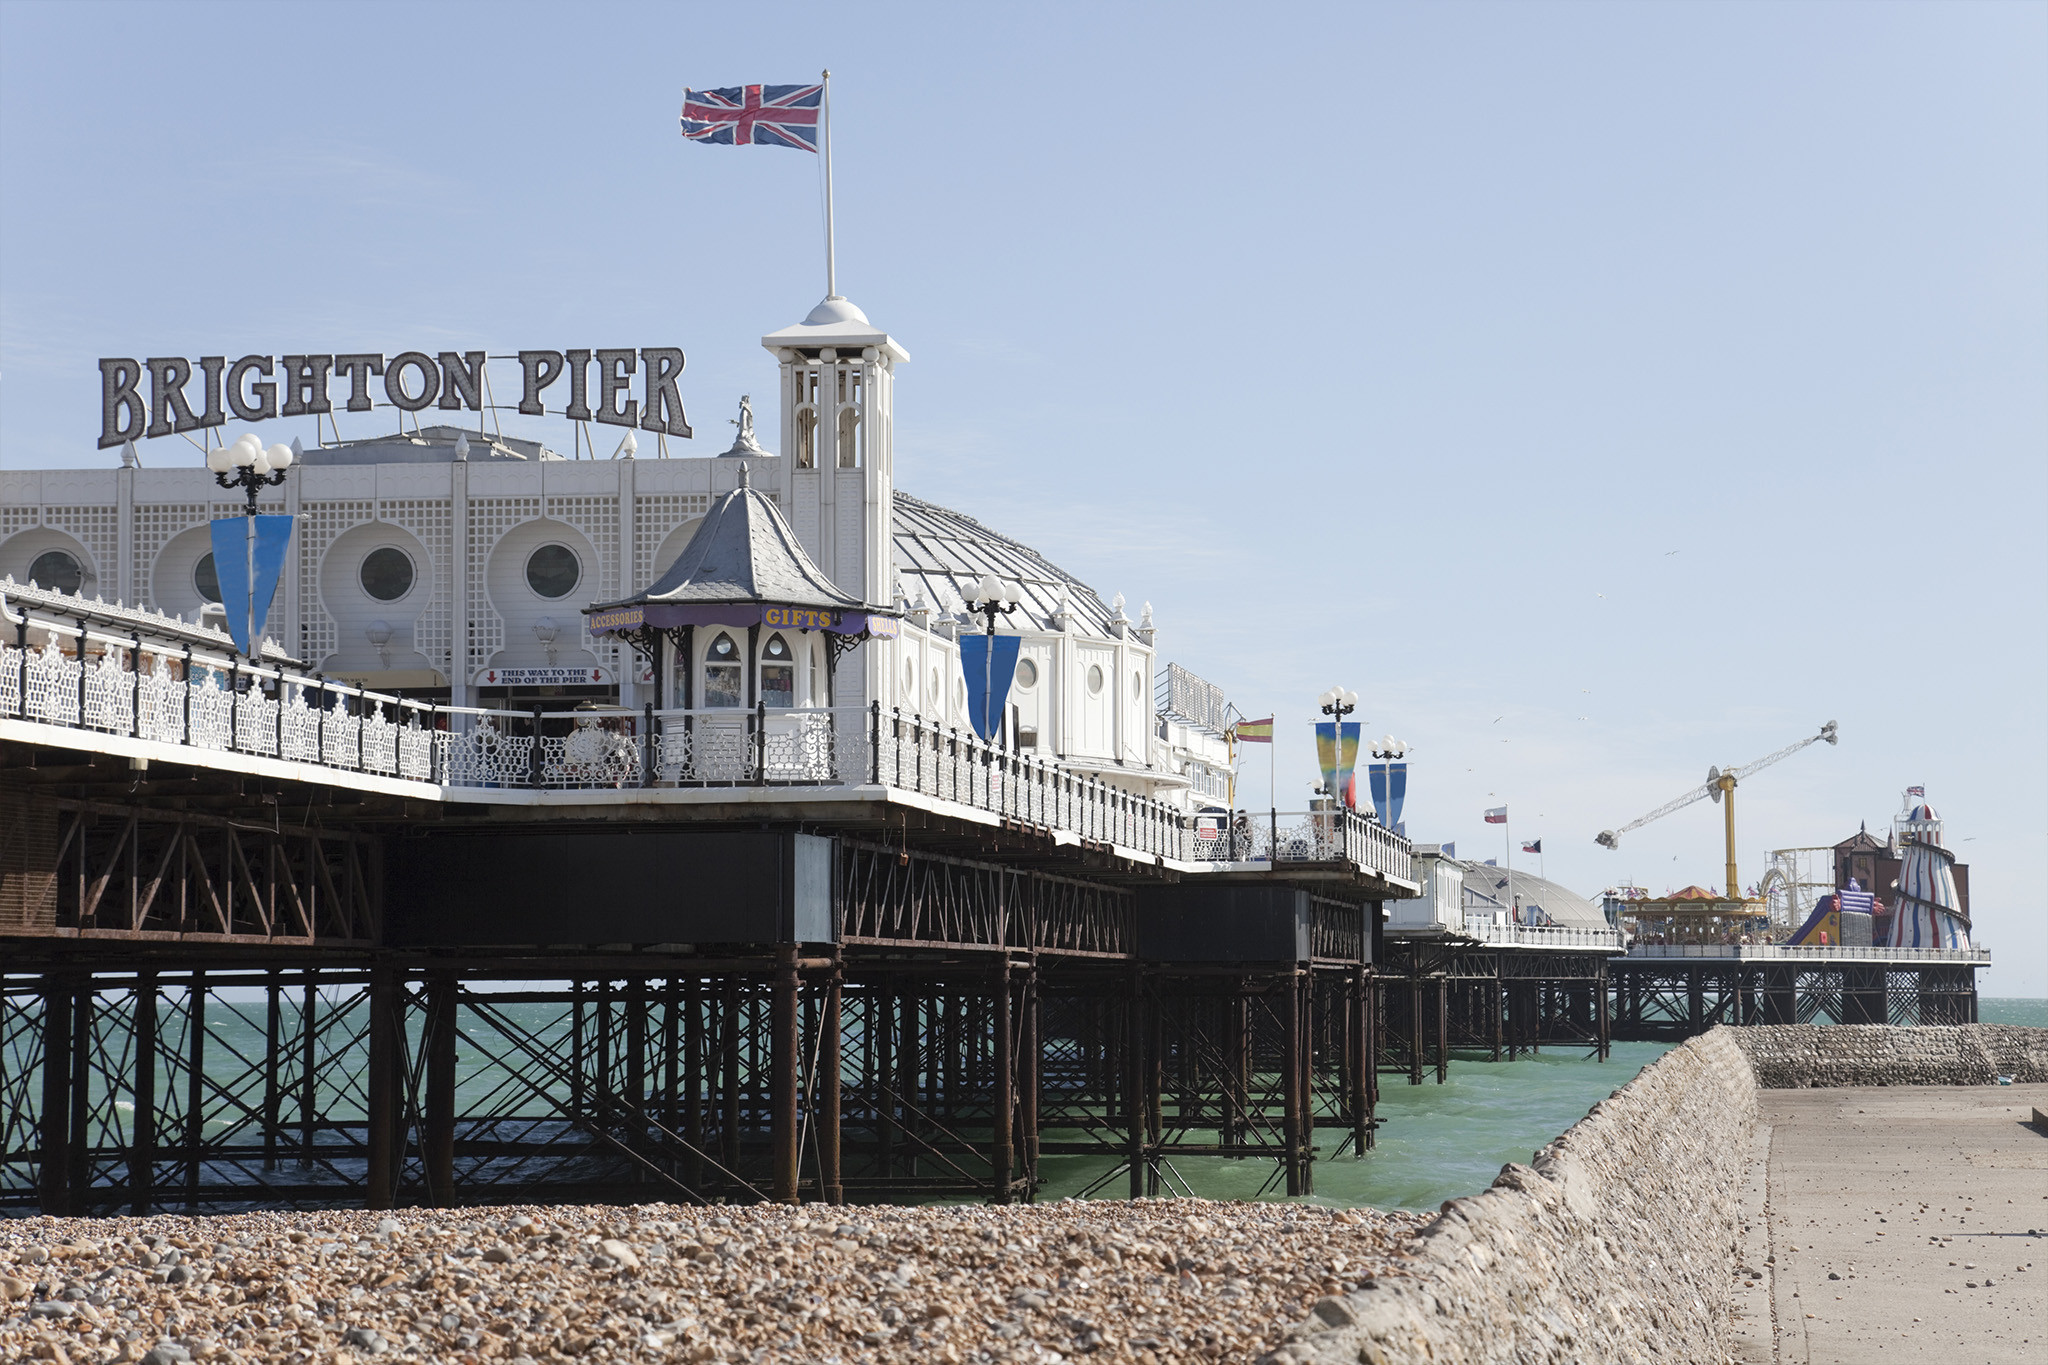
[{"left": 1895, "top": 792, "right": 1944, "bottom": 845}]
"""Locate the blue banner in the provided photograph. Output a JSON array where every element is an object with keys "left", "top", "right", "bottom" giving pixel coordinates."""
[
  {"left": 209, "top": 515, "right": 294, "bottom": 657},
  {"left": 958, "top": 633, "right": 1021, "bottom": 742},
  {"left": 1368, "top": 761, "right": 1408, "bottom": 828}
]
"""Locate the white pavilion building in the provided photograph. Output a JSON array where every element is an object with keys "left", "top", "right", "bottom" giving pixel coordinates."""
[{"left": 0, "top": 296, "right": 1232, "bottom": 807}]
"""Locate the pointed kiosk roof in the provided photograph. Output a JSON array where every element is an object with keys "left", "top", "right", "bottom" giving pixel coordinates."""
[{"left": 585, "top": 463, "right": 898, "bottom": 640}]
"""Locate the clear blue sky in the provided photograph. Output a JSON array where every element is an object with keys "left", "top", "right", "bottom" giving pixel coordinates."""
[{"left": 3, "top": 1, "right": 2042, "bottom": 993}]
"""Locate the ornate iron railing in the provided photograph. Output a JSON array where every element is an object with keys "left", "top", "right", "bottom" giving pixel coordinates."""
[
  {"left": 1625, "top": 943, "right": 1988, "bottom": 963},
  {"left": 2, "top": 606, "right": 1413, "bottom": 884},
  {"left": 3, "top": 617, "right": 439, "bottom": 781},
  {"left": 1464, "top": 921, "right": 1626, "bottom": 951}
]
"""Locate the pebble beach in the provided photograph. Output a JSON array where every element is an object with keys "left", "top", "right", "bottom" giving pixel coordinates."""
[{"left": 0, "top": 1199, "right": 1429, "bottom": 1365}]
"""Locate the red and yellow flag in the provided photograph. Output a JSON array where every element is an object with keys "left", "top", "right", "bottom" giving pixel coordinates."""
[{"left": 1231, "top": 718, "right": 1274, "bottom": 743}]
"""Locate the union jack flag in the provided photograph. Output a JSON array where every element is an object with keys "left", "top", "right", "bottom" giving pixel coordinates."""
[{"left": 680, "top": 84, "right": 822, "bottom": 151}]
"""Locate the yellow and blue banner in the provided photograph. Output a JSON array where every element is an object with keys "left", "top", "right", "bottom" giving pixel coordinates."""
[{"left": 1315, "top": 722, "right": 1360, "bottom": 804}]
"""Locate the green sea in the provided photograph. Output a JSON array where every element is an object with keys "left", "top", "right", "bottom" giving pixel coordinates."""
[
  {"left": 20, "top": 994, "right": 2043, "bottom": 1217},
  {"left": 1037, "top": 1041, "right": 1676, "bottom": 1212},
  {"left": 1037, "top": 997, "right": 2047, "bottom": 1212}
]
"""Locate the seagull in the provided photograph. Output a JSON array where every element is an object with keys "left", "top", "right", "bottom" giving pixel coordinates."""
[
  {"left": 1665, "top": 550, "right": 1680, "bottom": 556},
  {"left": 1493, "top": 716, "right": 1504, "bottom": 724},
  {"left": 1577, "top": 716, "right": 1589, "bottom": 721}
]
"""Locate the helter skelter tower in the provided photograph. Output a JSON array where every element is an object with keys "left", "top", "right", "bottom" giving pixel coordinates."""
[{"left": 1887, "top": 794, "right": 1971, "bottom": 950}]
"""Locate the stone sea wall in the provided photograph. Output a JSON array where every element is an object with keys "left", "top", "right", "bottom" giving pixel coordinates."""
[
  {"left": 1269, "top": 1029, "right": 1760, "bottom": 1365},
  {"left": 1268, "top": 1024, "right": 2048, "bottom": 1365},
  {"left": 1728, "top": 1022, "right": 2048, "bottom": 1088}
]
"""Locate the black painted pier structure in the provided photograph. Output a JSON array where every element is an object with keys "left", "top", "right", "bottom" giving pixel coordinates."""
[
  {"left": 1608, "top": 947, "right": 1985, "bottom": 1040},
  {"left": 0, "top": 696, "right": 1421, "bottom": 1216}
]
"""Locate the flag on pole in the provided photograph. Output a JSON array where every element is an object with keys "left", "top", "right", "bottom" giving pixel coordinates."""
[
  {"left": 1522, "top": 838, "right": 1542, "bottom": 854},
  {"left": 1230, "top": 718, "right": 1274, "bottom": 743},
  {"left": 1905, "top": 786, "right": 1924, "bottom": 797},
  {"left": 1484, "top": 806, "right": 1508, "bottom": 824},
  {"left": 680, "top": 84, "right": 823, "bottom": 150}
]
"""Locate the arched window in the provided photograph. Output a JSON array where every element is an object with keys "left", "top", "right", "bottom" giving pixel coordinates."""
[
  {"left": 28, "top": 550, "right": 82, "bottom": 594},
  {"left": 836, "top": 368, "right": 863, "bottom": 469},
  {"left": 704, "top": 632, "right": 742, "bottom": 708},
  {"left": 795, "top": 366, "right": 819, "bottom": 469},
  {"left": 762, "top": 632, "right": 795, "bottom": 708}
]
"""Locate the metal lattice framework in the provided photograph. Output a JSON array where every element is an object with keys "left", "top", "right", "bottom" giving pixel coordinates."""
[
  {"left": 1609, "top": 959, "right": 1981, "bottom": 1040},
  {"left": 10, "top": 798, "right": 377, "bottom": 944},
  {"left": 838, "top": 840, "right": 1132, "bottom": 957}
]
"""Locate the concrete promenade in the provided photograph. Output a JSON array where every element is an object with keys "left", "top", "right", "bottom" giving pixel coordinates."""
[{"left": 1747, "top": 1084, "right": 2047, "bottom": 1364}]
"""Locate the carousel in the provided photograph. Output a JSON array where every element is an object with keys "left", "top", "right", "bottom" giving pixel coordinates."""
[{"left": 1624, "top": 885, "right": 1772, "bottom": 946}]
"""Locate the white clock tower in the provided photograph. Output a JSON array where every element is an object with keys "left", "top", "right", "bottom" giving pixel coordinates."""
[{"left": 761, "top": 295, "right": 909, "bottom": 711}]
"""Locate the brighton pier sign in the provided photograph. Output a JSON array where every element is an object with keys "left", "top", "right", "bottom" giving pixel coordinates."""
[{"left": 98, "top": 348, "right": 693, "bottom": 449}]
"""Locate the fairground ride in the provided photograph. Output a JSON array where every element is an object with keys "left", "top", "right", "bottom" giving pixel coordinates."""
[{"left": 1595, "top": 721, "right": 1839, "bottom": 899}]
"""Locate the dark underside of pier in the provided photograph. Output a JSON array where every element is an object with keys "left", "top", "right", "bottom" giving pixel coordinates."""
[{"left": 1, "top": 733, "right": 1965, "bottom": 1216}]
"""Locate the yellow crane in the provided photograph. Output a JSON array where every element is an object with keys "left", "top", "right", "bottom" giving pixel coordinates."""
[{"left": 1595, "top": 721, "right": 1838, "bottom": 898}]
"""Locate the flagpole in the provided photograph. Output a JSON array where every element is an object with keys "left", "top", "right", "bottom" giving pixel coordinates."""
[{"left": 821, "top": 69, "right": 838, "bottom": 299}]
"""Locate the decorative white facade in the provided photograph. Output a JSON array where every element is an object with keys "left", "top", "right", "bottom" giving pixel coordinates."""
[{"left": 0, "top": 296, "right": 1210, "bottom": 805}]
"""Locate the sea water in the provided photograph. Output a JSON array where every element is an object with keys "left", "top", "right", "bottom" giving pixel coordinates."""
[
  {"left": 1981, "top": 997, "right": 2048, "bottom": 1027},
  {"left": 1035, "top": 1041, "right": 1676, "bottom": 1212},
  {"left": 40, "top": 994, "right": 2047, "bottom": 1216}
]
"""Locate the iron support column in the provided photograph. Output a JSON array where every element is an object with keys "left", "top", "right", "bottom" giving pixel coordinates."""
[
  {"left": 772, "top": 945, "right": 801, "bottom": 1203},
  {"left": 38, "top": 976, "right": 72, "bottom": 1216},
  {"left": 365, "top": 963, "right": 400, "bottom": 1211},
  {"left": 185, "top": 969, "right": 206, "bottom": 1207},
  {"left": 131, "top": 970, "right": 157, "bottom": 1215},
  {"left": 1283, "top": 971, "right": 1304, "bottom": 1196},
  {"left": 1020, "top": 961, "right": 1041, "bottom": 1197},
  {"left": 821, "top": 958, "right": 844, "bottom": 1204},
  {"left": 425, "top": 971, "right": 457, "bottom": 1206},
  {"left": 992, "top": 961, "right": 1015, "bottom": 1204}
]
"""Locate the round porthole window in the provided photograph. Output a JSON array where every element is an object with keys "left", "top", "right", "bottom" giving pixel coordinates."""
[
  {"left": 1133, "top": 671, "right": 1143, "bottom": 700},
  {"left": 525, "top": 544, "right": 581, "bottom": 599},
  {"left": 903, "top": 659, "right": 916, "bottom": 696},
  {"left": 359, "top": 547, "right": 415, "bottom": 602},
  {"left": 1086, "top": 664, "right": 1105, "bottom": 696},
  {"left": 28, "top": 550, "right": 82, "bottom": 594},
  {"left": 192, "top": 552, "right": 222, "bottom": 604},
  {"left": 1015, "top": 658, "right": 1038, "bottom": 688},
  {"left": 929, "top": 667, "right": 941, "bottom": 706}
]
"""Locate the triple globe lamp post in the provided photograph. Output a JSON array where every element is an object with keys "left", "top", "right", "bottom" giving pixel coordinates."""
[
  {"left": 203, "top": 432, "right": 296, "bottom": 662},
  {"left": 967, "top": 574, "right": 1025, "bottom": 749},
  {"left": 1314, "top": 685, "right": 1408, "bottom": 823}
]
